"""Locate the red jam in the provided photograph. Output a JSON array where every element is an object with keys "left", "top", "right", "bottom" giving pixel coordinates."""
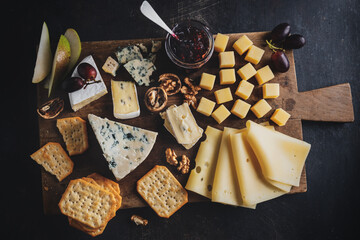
[{"left": 170, "top": 24, "right": 210, "bottom": 63}]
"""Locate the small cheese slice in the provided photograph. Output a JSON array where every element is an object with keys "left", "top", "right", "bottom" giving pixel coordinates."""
[
  {"left": 115, "top": 45, "right": 143, "bottom": 64},
  {"left": 111, "top": 80, "right": 140, "bottom": 119},
  {"left": 68, "top": 55, "right": 108, "bottom": 112},
  {"left": 123, "top": 59, "right": 156, "bottom": 86},
  {"left": 88, "top": 114, "right": 158, "bottom": 181},
  {"left": 245, "top": 120, "right": 311, "bottom": 186},
  {"left": 230, "top": 132, "right": 289, "bottom": 206},
  {"left": 185, "top": 126, "right": 223, "bottom": 199},
  {"left": 211, "top": 127, "right": 255, "bottom": 208}
]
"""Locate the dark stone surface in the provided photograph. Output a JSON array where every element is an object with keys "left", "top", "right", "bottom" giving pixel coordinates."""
[{"left": 3, "top": 0, "right": 359, "bottom": 239}]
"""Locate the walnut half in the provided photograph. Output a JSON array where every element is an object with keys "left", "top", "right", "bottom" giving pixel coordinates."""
[
  {"left": 144, "top": 87, "right": 168, "bottom": 113},
  {"left": 165, "top": 148, "right": 178, "bottom": 166},
  {"left": 177, "top": 155, "right": 190, "bottom": 174}
]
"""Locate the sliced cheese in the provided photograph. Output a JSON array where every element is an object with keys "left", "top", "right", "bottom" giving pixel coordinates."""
[
  {"left": 185, "top": 126, "right": 223, "bottom": 199},
  {"left": 88, "top": 114, "right": 158, "bottom": 181},
  {"left": 211, "top": 127, "right": 255, "bottom": 208},
  {"left": 111, "top": 80, "right": 140, "bottom": 119},
  {"left": 230, "top": 132, "right": 289, "bottom": 206},
  {"left": 246, "top": 120, "right": 311, "bottom": 186}
]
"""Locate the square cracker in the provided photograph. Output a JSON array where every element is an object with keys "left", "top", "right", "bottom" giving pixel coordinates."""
[
  {"left": 137, "top": 165, "right": 188, "bottom": 218},
  {"left": 58, "top": 179, "right": 117, "bottom": 229},
  {"left": 30, "top": 142, "right": 73, "bottom": 181},
  {"left": 56, "top": 117, "right": 89, "bottom": 156}
]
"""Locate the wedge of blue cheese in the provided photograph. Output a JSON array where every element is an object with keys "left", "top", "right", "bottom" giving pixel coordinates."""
[
  {"left": 123, "top": 59, "right": 156, "bottom": 86},
  {"left": 88, "top": 114, "right": 158, "bottom": 181},
  {"left": 115, "top": 45, "right": 143, "bottom": 64}
]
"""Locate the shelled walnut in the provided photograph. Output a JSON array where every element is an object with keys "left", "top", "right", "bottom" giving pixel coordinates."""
[
  {"left": 177, "top": 155, "right": 190, "bottom": 174},
  {"left": 165, "top": 148, "right": 178, "bottom": 166},
  {"left": 158, "top": 73, "right": 181, "bottom": 96},
  {"left": 144, "top": 87, "right": 168, "bottom": 113},
  {"left": 131, "top": 215, "right": 148, "bottom": 226},
  {"left": 37, "top": 97, "right": 64, "bottom": 119},
  {"left": 181, "top": 77, "right": 201, "bottom": 109}
]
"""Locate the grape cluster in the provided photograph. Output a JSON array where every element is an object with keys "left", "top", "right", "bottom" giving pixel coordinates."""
[
  {"left": 62, "top": 62, "right": 100, "bottom": 93},
  {"left": 267, "top": 23, "right": 306, "bottom": 73}
]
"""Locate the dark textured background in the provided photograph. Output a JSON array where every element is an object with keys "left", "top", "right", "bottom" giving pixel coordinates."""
[{"left": 3, "top": 0, "right": 359, "bottom": 239}]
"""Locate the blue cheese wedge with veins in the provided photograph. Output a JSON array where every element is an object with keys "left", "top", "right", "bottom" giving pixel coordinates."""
[
  {"left": 115, "top": 45, "right": 143, "bottom": 64},
  {"left": 88, "top": 114, "right": 158, "bottom": 181},
  {"left": 123, "top": 59, "right": 156, "bottom": 86}
]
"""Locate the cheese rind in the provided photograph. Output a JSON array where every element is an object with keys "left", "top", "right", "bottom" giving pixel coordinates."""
[
  {"left": 185, "top": 126, "right": 223, "bottom": 199},
  {"left": 111, "top": 80, "right": 140, "bottom": 119},
  {"left": 245, "top": 120, "right": 311, "bottom": 186},
  {"left": 88, "top": 114, "right": 158, "bottom": 181}
]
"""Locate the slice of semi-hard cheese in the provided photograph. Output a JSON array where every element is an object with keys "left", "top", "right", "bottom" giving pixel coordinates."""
[
  {"left": 68, "top": 55, "right": 108, "bottom": 111},
  {"left": 212, "top": 127, "right": 255, "bottom": 209},
  {"left": 123, "top": 59, "right": 156, "bottom": 86},
  {"left": 230, "top": 132, "right": 289, "bottom": 206},
  {"left": 88, "top": 114, "right": 158, "bottom": 181},
  {"left": 185, "top": 126, "right": 223, "bottom": 199},
  {"left": 246, "top": 120, "right": 311, "bottom": 186},
  {"left": 161, "top": 103, "right": 203, "bottom": 146},
  {"left": 111, "top": 80, "right": 140, "bottom": 119}
]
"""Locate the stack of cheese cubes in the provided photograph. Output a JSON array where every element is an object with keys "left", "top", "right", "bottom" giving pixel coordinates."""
[
  {"left": 196, "top": 33, "right": 291, "bottom": 127},
  {"left": 185, "top": 121, "right": 311, "bottom": 208}
]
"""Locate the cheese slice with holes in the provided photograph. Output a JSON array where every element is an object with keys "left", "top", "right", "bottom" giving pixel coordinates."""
[
  {"left": 230, "top": 132, "right": 289, "bottom": 206},
  {"left": 185, "top": 126, "right": 223, "bottom": 199},
  {"left": 246, "top": 120, "right": 311, "bottom": 186}
]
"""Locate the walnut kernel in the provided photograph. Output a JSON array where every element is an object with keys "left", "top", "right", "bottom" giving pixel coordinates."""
[
  {"left": 165, "top": 148, "right": 178, "bottom": 166},
  {"left": 177, "top": 155, "right": 190, "bottom": 174}
]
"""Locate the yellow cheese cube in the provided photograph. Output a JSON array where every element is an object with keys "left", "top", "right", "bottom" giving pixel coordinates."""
[
  {"left": 244, "top": 45, "right": 265, "bottom": 65},
  {"left": 263, "top": 83, "right": 279, "bottom": 98},
  {"left": 271, "top": 108, "right": 291, "bottom": 126},
  {"left": 218, "top": 51, "right": 235, "bottom": 68},
  {"left": 231, "top": 99, "right": 251, "bottom": 119},
  {"left": 255, "top": 65, "right": 275, "bottom": 85},
  {"left": 251, "top": 99, "right": 272, "bottom": 118},
  {"left": 199, "top": 73, "right": 216, "bottom": 90},
  {"left": 212, "top": 105, "right": 231, "bottom": 124},
  {"left": 237, "top": 62, "right": 256, "bottom": 80},
  {"left": 214, "top": 33, "right": 229, "bottom": 52},
  {"left": 214, "top": 87, "right": 233, "bottom": 104},
  {"left": 233, "top": 35, "right": 253, "bottom": 55},
  {"left": 235, "top": 80, "right": 254, "bottom": 100},
  {"left": 197, "top": 97, "right": 216, "bottom": 116},
  {"left": 219, "top": 68, "right": 236, "bottom": 85}
]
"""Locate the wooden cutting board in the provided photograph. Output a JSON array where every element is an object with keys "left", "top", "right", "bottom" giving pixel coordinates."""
[{"left": 36, "top": 32, "right": 354, "bottom": 214}]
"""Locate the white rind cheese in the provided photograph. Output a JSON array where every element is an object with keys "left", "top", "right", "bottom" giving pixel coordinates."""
[
  {"left": 123, "top": 59, "right": 156, "bottom": 86},
  {"left": 68, "top": 55, "right": 108, "bottom": 112},
  {"left": 88, "top": 114, "right": 158, "bottom": 181},
  {"left": 111, "top": 80, "right": 140, "bottom": 119}
]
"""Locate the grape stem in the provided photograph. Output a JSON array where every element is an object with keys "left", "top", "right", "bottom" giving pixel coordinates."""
[
  {"left": 266, "top": 40, "right": 285, "bottom": 52},
  {"left": 83, "top": 79, "right": 101, "bottom": 89}
]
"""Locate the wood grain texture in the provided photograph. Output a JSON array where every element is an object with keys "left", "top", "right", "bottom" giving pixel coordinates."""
[{"left": 36, "top": 32, "right": 352, "bottom": 214}]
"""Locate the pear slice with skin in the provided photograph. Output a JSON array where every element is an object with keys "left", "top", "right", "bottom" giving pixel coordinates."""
[
  {"left": 64, "top": 28, "right": 81, "bottom": 75},
  {"left": 32, "top": 22, "right": 52, "bottom": 83},
  {"left": 48, "top": 35, "right": 71, "bottom": 97}
]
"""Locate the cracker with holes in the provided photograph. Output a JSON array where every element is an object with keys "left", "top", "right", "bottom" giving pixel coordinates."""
[
  {"left": 137, "top": 165, "right": 188, "bottom": 218},
  {"left": 30, "top": 142, "right": 74, "bottom": 181},
  {"left": 56, "top": 117, "right": 89, "bottom": 156},
  {"left": 58, "top": 178, "right": 117, "bottom": 229}
]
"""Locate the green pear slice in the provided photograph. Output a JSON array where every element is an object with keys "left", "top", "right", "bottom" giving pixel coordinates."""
[
  {"left": 48, "top": 35, "right": 71, "bottom": 97},
  {"left": 32, "top": 22, "right": 52, "bottom": 83},
  {"left": 64, "top": 28, "right": 81, "bottom": 74}
]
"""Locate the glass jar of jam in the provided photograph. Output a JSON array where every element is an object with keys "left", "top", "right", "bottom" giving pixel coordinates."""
[{"left": 165, "top": 20, "right": 214, "bottom": 69}]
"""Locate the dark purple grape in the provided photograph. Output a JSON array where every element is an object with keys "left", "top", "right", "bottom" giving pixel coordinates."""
[
  {"left": 283, "top": 34, "right": 306, "bottom": 49},
  {"left": 270, "top": 23, "right": 291, "bottom": 43},
  {"left": 271, "top": 51, "right": 290, "bottom": 72},
  {"left": 62, "top": 77, "right": 85, "bottom": 92},
  {"left": 77, "top": 63, "right": 97, "bottom": 81}
]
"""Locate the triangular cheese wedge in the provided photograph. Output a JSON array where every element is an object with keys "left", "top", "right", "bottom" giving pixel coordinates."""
[
  {"left": 230, "top": 132, "right": 289, "bottom": 206},
  {"left": 246, "top": 120, "right": 311, "bottom": 186},
  {"left": 212, "top": 127, "right": 255, "bottom": 209},
  {"left": 88, "top": 114, "right": 158, "bottom": 181}
]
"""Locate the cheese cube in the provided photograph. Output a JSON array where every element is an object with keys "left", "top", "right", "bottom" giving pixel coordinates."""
[
  {"left": 219, "top": 68, "right": 236, "bottom": 85},
  {"left": 244, "top": 45, "right": 265, "bottom": 65},
  {"left": 233, "top": 35, "right": 253, "bottom": 55},
  {"left": 237, "top": 63, "right": 256, "bottom": 80},
  {"left": 263, "top": 83, "right": 280, "bottom": 98},
  {"left": 218, "top": 51, "right": 235, "bottom": 68},
  {"left": 231, "top": 99, "right": 251, "bottom": 119},
  {"left": 214, "top": 33, "right": 229, "bottom": 52},
  {"left": 102, "top": 56, "right": 119, "bottom": 77},
  {"left": 212, "top": 105, "right": 231, "bottom": 124},
  {"left": 251, "top": 99, "right": 272, "bottom": 118},
  {"left": 255, "top": 65, "right": 275, "bottom": 85},
  {"left": 214, "top": 87, "right": 233, "bottom": 104},
  {"left": 197, "top": 97, "right": 216, "bottom": 116},
  {"left": 199, "top": 73, "right": 216, "bottom": 90},
  {"left": 271, "top": 108, "right": 291, "bottom": 126},
  {"left": 235, "top": 80, "right": 254, "bottom": 100}
]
